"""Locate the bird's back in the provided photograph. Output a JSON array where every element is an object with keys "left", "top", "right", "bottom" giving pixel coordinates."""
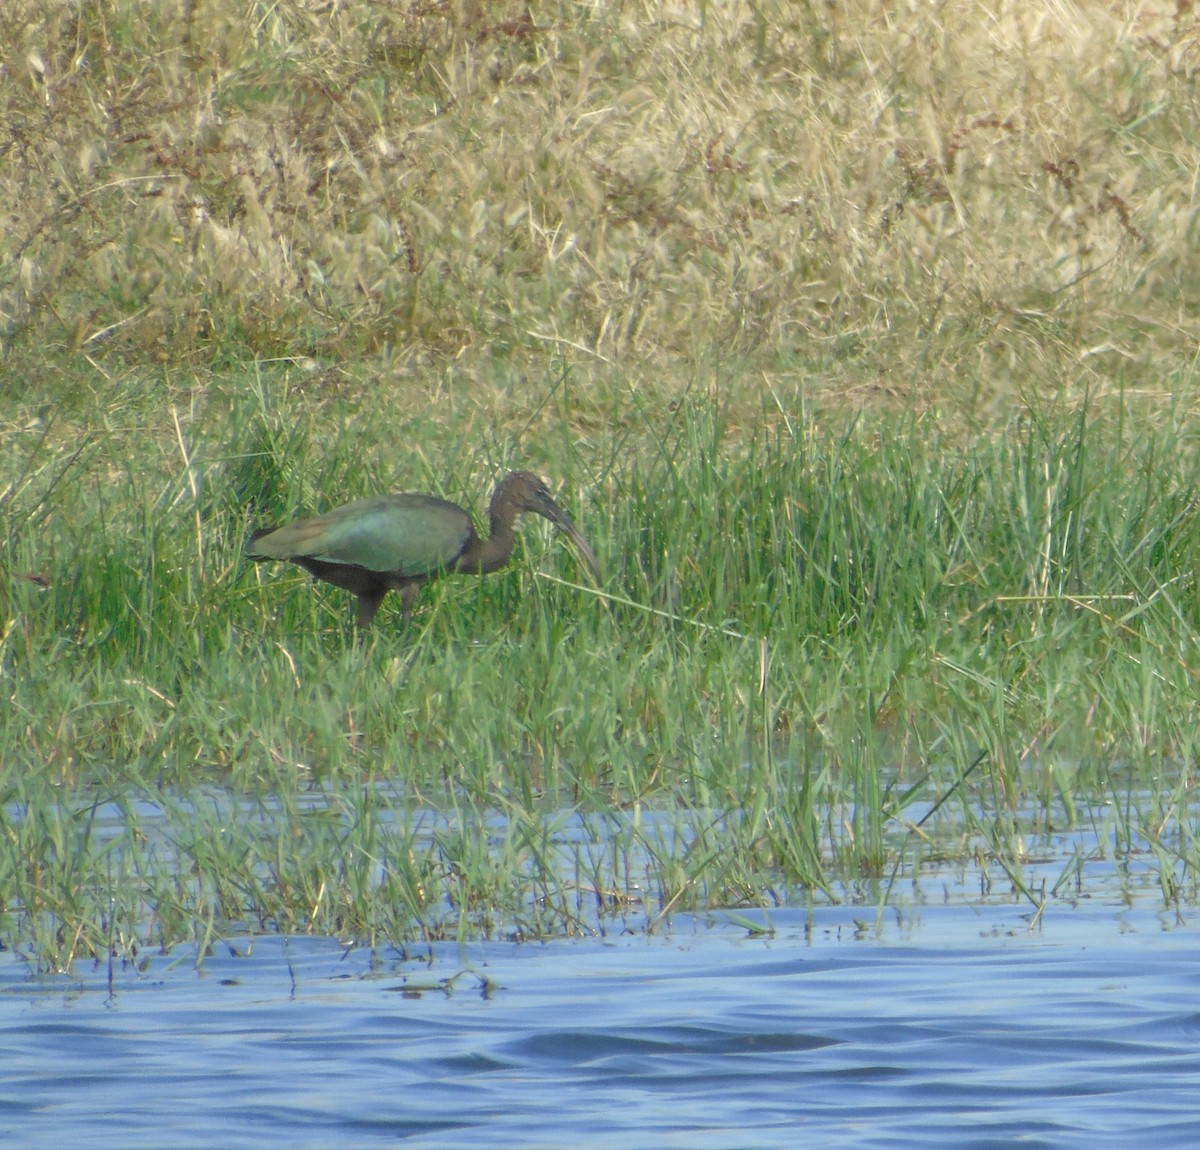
[{"left": 249, "top": 494, "right": 474, "bottom": 578}]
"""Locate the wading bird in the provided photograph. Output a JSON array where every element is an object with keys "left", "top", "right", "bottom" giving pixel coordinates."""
[{"left": 248, "top": 470, "right": 600, "bottom": 628}]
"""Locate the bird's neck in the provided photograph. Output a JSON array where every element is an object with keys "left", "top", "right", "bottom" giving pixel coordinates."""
[
  {"left": 481, "top": 502, "right": 519, "bottom": 571},
  {"left": 456, "top": 503, "right": 518, "bottom": 574}
]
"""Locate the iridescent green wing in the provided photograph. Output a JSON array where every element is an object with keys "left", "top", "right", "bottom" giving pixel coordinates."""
[{"left": 253, "top": 495, "right": 473, "bottom": 577}]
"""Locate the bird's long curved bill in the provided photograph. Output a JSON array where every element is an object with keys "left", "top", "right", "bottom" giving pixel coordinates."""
[{"left": 556, "top": 519, "right": 601, "bottom": 582}]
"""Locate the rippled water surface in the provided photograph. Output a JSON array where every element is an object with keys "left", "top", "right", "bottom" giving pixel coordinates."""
[{"left": 3, "top": 902, "right": 1200, "bottom": 1149}]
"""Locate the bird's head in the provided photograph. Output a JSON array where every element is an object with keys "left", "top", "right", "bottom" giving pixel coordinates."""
[{"left": 493, "top": 471, "right": 601, "bottom": 581}]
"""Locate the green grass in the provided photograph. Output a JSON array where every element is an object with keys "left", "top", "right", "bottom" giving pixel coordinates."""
[{"left": 4, "top": 368, "right": 1200, "bottom": 969}]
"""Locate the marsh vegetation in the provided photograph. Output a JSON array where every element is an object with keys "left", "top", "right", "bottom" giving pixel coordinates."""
[{"left": 3, "top": 1, "right": 1200, "bottom": 969}]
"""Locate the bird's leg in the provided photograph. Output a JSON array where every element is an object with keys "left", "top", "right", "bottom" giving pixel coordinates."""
[
  {"left": 355, "top": 588, "right": 386, "bottom": 629},
  {"left": 398, "top": 583, "right": 419, "bottom": 622}
]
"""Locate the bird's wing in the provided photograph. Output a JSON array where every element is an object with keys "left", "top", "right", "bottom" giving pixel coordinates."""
[{"left": 251, "top": 495, "right": 474, "bottom": 577}]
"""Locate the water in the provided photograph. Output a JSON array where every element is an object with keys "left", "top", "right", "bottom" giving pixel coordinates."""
[{"left": 3, "top": 903, "right": 1200, "bottom": 1149}]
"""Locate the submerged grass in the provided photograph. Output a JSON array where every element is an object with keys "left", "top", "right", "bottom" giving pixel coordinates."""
[{"left": 4, "top": 1, "right": 1200, "bottom": 968}]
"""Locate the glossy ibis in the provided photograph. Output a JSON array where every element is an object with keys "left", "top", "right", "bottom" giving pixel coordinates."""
[{"left": 248, "top": 470, "right": 600, "bottom": 627}]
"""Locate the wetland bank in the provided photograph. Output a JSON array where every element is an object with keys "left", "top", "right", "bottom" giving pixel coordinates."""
[{"left": 4, "top": 1, "right": 1200, "bottom": 973}]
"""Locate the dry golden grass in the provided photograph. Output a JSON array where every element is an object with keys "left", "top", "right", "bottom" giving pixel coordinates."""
[{"left": 2, "top": 0, "right": 1199, "bottom": 416}]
